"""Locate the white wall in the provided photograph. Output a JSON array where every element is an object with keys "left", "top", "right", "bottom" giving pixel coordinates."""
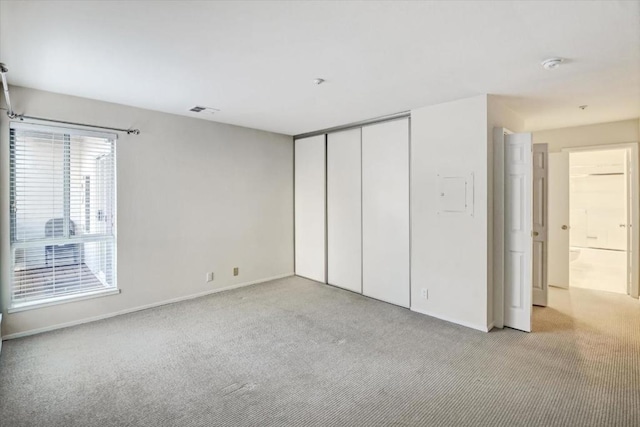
[
  {"left": 1, "top": 86, "right": 294, "bottom": 337},
  {"left": 533, "top": 119, "right": 640, "bottom": 152},
  {"left": 411, "top": 95, "right": 491, "bottom": 331}
]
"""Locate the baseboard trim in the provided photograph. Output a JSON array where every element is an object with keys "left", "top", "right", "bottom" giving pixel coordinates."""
[
  {"left": 2, "top": 273, "right": 294, "bottom": 341},
  {"left": 294, "top": 273, "right": 326, "bottom": 283},
  {"left": 410, "top": 307, "right": 489, "bottom": 332}
]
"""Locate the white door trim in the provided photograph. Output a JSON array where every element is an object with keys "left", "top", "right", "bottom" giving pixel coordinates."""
[{"left": 492, "top": 128, "right": 505, "bottom": 329}]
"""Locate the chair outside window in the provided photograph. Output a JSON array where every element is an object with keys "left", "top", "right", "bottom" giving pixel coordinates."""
[{"left": 44, "top": 218, "right": 83, "bottom": 267}]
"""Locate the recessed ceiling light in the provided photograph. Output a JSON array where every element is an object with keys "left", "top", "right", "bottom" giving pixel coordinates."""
[
  {"left": 579, "top": 105, "right": 588, "bottom": 110},
  {"left": 541, "top": 58, "right": 564, "bottom": 70},
  {"left": 313, "top": 78, "right": 325, "bottom": 85},
  {"left": 189, "top": 106, "right": 220, "bottom": 114}
]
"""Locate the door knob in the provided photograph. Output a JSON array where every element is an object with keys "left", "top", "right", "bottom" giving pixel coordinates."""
[
  {"left": 620, "top": 224, "right": 627, "bottom": 228},
  {"left": 533, "top": 231, "right": 539, "bottom": 236},
  {"left": 561, "top": 225, "right": 568, "bottom": 230}
]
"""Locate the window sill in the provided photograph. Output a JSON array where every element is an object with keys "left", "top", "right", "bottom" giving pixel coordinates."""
[{"left": 8, "top": 288, "right": 121, "bottom": 313}]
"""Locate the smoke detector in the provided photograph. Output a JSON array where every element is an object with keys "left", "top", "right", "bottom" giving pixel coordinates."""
[
  {"left": 189, "top": 106, "right": 219, "bottom": 114},
  {"left": 541, "top": 58, "right": 564, "bottom": 70},
  {"left": 313, "top": 78, "right": 325, "bottom": 85}
]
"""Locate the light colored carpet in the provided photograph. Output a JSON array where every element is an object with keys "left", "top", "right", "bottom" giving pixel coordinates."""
[{"left": 1, "top": 276, "right": 639, "bottom": 426}]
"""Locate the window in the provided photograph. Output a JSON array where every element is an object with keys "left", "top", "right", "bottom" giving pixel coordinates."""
[{"left": 10, "top": 123, "right": 117, "bottom": 308}]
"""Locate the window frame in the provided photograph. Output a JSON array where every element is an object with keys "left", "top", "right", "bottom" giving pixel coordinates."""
[{"left": 8, "top": 122, "right": 119, "bottom": 311}]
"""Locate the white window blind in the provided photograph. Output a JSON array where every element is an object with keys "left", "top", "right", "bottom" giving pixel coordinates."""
[{"left": 10, "top": 124, "right": 117, "bottom": 307}]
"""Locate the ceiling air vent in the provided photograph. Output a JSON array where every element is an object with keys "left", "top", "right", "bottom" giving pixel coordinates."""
[{"left": 189, "top": 106, "right": 220, "bottom": 114}]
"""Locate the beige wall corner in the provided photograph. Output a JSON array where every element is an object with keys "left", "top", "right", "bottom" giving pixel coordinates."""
[{"left": 0, "top": 86, "right": 294, "bottom": 337}]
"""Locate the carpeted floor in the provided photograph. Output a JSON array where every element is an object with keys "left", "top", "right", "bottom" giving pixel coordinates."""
[{"left": 0, "top": 276, "right": 638, "bottom": 426}]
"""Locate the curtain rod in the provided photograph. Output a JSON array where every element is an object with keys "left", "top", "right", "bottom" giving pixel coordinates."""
[
  {"left": 0, "top": 63, "right": 141, "bottom": 135},
  {"left": 10, "top": 114, "right": 141, "bottom": 135}
]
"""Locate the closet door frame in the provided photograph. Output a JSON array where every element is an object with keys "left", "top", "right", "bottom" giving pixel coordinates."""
[{"left": 294, "top": 113, "right": 411, "bottom": 308}]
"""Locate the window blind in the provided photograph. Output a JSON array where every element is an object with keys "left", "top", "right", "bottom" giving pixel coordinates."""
[{"left": 10, "top": 124, "right": 117, "bottom": 307}]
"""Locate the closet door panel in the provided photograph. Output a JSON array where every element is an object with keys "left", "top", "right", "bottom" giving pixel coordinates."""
[
  {"left": 294, "top": 135, "right": 326, "bottom": 282},
  {"left": 327, "top": 129, "right": 362, "bottom": 293},
  {"left": 362, "top": 119, "right": 410, "bottom": 307}
]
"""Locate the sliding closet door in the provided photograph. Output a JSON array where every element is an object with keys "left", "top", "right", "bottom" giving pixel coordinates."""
[
  {"left": 362, "top": 119, "right": 410, "bottom": 307},
  {"left": 295, "top": 135, "right": 326, "bottom": 283},
  {"left": 327, "top": 128, "right": 362, "bottom": 293}
]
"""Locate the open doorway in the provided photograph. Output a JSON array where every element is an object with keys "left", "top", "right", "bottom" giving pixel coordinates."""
[
  {"left": 496, "top": 130, "right": 639, "bottom": 333},
  {"left": 570, "top": 149, "right": 627, "bottom": 293},
  {"left": 548, "top": 144, "right": 639, "bottom": 299}
]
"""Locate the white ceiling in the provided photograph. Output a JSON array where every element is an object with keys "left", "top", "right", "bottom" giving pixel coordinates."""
[{"left": 1, "top": 1, "right": 638, "bottom": 135}]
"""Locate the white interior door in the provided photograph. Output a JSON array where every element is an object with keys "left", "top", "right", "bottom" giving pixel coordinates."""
[
  {"left": 504, "top": 132, "right": 533, "bottom": 332},
  {"left": 327, "top": 128, "right": 362, "bottom": 293},
  {"left": 362, "top": 119, "right": 410, "bottom": 308},
  {"left": 294, "top": 135, "right": 326, "bottom": 283},
  {"left": 548, "top": 152, "right": 570, "bottom": 289},
  {"left": 532, "top": 144, "right": 548, "bottom": 306}
]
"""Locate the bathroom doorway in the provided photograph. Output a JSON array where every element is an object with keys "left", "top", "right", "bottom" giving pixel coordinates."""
[
  {"left": 570, "top": 149, "right": 627, "bottom": 293},
  {"left": 547, "top": 144, "right": 639, "bottom": 298}
]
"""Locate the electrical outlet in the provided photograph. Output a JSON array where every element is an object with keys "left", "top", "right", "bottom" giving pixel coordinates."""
[
  {"left": 206, "top": 272, "right": 214, "bottom": 282},
  {"left": 233, "top": 267, "right": 239, "bottom": 276},
  {"left": 421, "top": 288, "right": 428, "bottom": 299}
]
